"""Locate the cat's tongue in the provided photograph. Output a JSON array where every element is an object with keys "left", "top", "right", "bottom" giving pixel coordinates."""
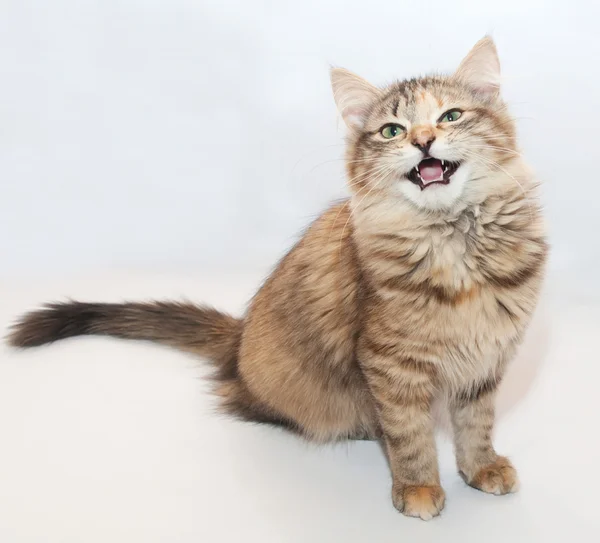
[{"left": 418, "top": 158, "right": 444, "bottom": 184}]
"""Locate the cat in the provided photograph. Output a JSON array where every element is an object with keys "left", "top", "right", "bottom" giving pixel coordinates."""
[{"left": 8, "top": 37, "right": 547, "bottom": 520}]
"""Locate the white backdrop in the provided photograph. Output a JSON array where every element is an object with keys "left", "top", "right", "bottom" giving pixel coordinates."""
[
  {"left": 1, "top": 0, "right": 599, "bottom": 291},
  {"left": 2, "top": 2, "right": 600, "bottom": 542}
]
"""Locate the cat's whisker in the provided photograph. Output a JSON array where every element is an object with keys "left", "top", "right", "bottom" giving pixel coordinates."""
[
  {"left": 466, "top": 145, "right": 521, "bottom": 156},
  {"left": 345, "top": 161, "right": 398, "bottom": 188},
  {"left": 462, "top": 150, "right": 535, "bottom": 221},
  {"left": 327, "top": 163, "right": 396, "bottom": 244},
  {"left": 476, "top": 134, "right": 517, "bottom": 140},
  {"left": 290, "top": 144, "right": 350, "bottom": 178},
  {"left": 304, "top": 153, "right": 401, "bottom": 183},
  {"left": 338, "top": 167, "right": 395, "bottom": 253}
]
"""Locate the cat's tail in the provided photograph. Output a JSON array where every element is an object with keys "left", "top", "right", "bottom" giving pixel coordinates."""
[
  {"left": 7, "top": 300, "right": 241, "bottom": 362},
  {"left": 7, "top": 300, "right": 294, "bottom": 429}
]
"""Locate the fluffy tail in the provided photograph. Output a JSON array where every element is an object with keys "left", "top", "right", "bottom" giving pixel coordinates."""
[
  {"left": 7, "top": 301, "right": 296, "bottom": 431},
  {"left": 8, "top": 300, "right": 241, "bottom": 359}
]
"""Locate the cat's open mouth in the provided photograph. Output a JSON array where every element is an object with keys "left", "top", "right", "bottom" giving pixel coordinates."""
[{"left": 407, "top": 158, "right": 461, "bottom": 190}]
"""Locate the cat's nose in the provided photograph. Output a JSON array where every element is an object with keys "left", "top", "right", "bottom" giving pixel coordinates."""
[{"left": 411, "top": 126, "right": 436, "bottom": 154}]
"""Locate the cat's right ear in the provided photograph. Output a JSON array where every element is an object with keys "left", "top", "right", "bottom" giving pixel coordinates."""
[
  {"left": 454, "top": 36, "right": 501, "bottom": 98},
  {"left": 330, "top": 68, "right": 381, "bottom": 130}
]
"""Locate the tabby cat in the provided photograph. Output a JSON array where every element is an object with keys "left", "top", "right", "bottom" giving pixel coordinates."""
[{"left": 8, "top": 37, "right": 547, "bottom": 520}]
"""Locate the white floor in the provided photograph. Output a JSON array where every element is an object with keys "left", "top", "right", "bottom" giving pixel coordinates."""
[{"left": 1, "top": 271, "right": 598, "bottom": 542}]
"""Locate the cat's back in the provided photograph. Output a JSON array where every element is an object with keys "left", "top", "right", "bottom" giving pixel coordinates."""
[
  {"left": 243, "top": 200, "right": 362, "bottom": 353},
  {"left": 237, "top": 201, "right": 378, "bottom": 440}
]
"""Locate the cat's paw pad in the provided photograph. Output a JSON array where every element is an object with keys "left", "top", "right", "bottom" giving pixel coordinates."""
[
  {"left": 467, "top": 456, "right": 519, "bottom": 495},
  {"left": 393, "top": 485, "right": 445, "bottom": 520}
]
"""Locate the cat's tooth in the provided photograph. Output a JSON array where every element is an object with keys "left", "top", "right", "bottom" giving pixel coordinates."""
[{"left": 442, "top": 160, "right": 445, "bottom": 166}]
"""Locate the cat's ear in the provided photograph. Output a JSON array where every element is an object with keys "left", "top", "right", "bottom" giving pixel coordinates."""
[
  {"left": 454, "top": 36, "right": 501, "bottom": 98},
  {"left": 330, "top": 68, "right": 381, "bottom": 130}
]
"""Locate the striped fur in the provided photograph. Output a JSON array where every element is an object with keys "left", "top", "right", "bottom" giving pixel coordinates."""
[{"left": 7, "top": 37, "right": 546, "bottom": 520}]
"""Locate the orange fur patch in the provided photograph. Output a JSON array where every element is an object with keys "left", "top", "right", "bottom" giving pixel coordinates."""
[
  {"left": 469, "top": 456, "right": 519, "bottom": 495},
  {"left": 398, "top": 485, "right": 446, "bottom": 520},
  {"left": 454, "top": 285, "right": 481, "bottom": 305}
]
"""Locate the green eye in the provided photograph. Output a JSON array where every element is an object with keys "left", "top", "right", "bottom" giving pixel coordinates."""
[
  {"left": 380, "top": 124, "right": 405, "bottom": 139},
  {"left": 439, "top": 109, "right": 462, "bottom": 123}
]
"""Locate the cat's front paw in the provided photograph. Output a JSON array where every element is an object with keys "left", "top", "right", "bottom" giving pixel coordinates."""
[
  {"left": 392, "top": 484, "right": 445, "bottom": 520},
  {"left": 464, "top": 456, "right": 519, "bottom": 495}
]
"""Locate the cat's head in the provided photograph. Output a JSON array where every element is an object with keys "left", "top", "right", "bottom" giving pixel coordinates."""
[{"left": 331, "top": 37, "right": 518, "bottom": 212}]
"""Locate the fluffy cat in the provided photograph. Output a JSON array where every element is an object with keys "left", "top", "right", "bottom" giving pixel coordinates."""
[{"left": 8, "top": 37, "right": 547, "bottom": 520}]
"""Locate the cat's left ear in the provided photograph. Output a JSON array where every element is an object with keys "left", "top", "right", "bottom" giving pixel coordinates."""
[{"left": 454, "top": 36, "right": 501, "bottom": 98}]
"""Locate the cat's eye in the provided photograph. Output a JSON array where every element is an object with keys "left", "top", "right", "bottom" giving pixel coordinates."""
[
  {"left": 380, "top": 124, "right": 405, "bottom": 139},
  {"left": 439, "top": 109, "right": 463, "bottom": 123}
]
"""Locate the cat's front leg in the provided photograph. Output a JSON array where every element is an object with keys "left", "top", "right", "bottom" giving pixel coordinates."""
[
  {"left": 450, "top": 379, "right": 519, "bottom": 495},
  {"left": 361, "top": 341, "right": 444, "bottom": 520}
]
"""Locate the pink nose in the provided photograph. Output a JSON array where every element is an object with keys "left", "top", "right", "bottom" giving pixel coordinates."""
[{"left": 411, "top": 126, "right": 436, "bottom": 153}]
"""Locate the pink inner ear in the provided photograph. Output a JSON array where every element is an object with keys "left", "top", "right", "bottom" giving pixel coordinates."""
[
  {"left": 472, "top": 82, "right": 499, "bottom": 97},
  {"left": 342, "top": 106, "right": 368, "bottom": 127}
]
